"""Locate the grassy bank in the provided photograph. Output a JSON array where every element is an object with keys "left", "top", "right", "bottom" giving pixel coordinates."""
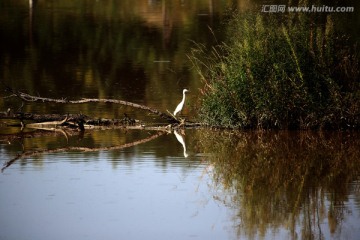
[{"left": 190, "top": 13, "right": 359, "bottom": 129}]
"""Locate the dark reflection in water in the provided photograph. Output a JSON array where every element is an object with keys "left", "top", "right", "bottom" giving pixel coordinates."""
[
  {"left": 1, "top": 129, "right": 360, "bottom": 239},
  {"left": 196, "top": 130, "right": 360, "bottom": 239}
]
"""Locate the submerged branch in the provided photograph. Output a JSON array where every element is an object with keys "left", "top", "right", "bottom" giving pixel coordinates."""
[{"left": 0, "top": 111, "right": 203, "bottom": 132}]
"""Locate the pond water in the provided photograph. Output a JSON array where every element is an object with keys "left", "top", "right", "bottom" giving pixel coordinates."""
[
  {"left": 0, "top": 130, "right": 225, "bottom": 240},
  {"left": 1, "top": 0, "right": 360, "bottom": 240},
  {"left": 1, "top": 129, "right": 360, "bottom": 239}
]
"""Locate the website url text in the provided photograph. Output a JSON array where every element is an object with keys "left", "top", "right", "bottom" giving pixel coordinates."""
[{"left": 261, "top": 5, "right": 354, "bottom": 13}]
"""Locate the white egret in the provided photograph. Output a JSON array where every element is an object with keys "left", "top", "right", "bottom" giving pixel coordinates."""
[{"left": 173, "top": 89, "right": 189, "bottom": 116}]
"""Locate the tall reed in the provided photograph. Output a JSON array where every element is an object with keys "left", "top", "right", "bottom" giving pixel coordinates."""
[{"left": 190, "top": 13, "right": 359, "bottom": 129}]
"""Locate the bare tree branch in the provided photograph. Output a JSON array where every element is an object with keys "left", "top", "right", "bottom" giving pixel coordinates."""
[{"left": 3, "top": 87, "right": 177, "bottom": 122}]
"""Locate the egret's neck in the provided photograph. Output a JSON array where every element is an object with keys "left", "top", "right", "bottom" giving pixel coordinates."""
[{"left": 182, "top": 92, "right": 186, "bottom": 102}]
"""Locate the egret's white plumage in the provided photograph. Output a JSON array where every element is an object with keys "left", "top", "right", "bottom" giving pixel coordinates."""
[{"left": 173, "top": 89, "right": 189, "bottom": 116}]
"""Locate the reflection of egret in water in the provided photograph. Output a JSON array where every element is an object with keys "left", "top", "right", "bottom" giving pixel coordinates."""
[{"left": 174, "top": 130, "right": 188, "bottom": 158}]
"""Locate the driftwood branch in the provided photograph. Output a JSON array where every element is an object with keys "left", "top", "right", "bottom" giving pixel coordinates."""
[
  {"left": 1, "top": 131, "right": 165, "bottom": 172},
  {"left": 4, "top": 87, "right": 177, "bottom": 123}
]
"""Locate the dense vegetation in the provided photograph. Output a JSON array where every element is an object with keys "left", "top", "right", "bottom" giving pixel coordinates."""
[{"left": 191, "top": 13, "right": 360, "bottom": 129}]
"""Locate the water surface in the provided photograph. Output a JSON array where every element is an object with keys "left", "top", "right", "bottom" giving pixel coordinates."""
[
  {"left": 0, "top": 131, "right": 225, "bottom": 240},
  {"left": 1, "top": 129, "right": 360, "bottom": 239}
]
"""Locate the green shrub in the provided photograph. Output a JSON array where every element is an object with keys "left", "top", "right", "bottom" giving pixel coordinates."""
[{"left": 190, "top": 13, "right": 359, "bottom": 129}]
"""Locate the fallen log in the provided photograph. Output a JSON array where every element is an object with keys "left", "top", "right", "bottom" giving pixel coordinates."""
[
  {"left": 0, "top": 111, "right": 203, "bottom": 133},
  {"left": 0, "top": 112, "right": 138, "bottom": 129},
  {"left": 1, "top": 86, "right": 205, "bottom": 131},
  {"left": 0, "top": 112, "right": 127, "bottom": 124}
]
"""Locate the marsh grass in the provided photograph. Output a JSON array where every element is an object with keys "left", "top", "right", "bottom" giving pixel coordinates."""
[{"left": 190, "top": 13, "right": 359, "bottom": 129}]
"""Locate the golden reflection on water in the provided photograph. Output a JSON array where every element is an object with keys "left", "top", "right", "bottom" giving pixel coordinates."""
[{"left": 196, "top": 130, "right": 360, "bottom": 239}]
